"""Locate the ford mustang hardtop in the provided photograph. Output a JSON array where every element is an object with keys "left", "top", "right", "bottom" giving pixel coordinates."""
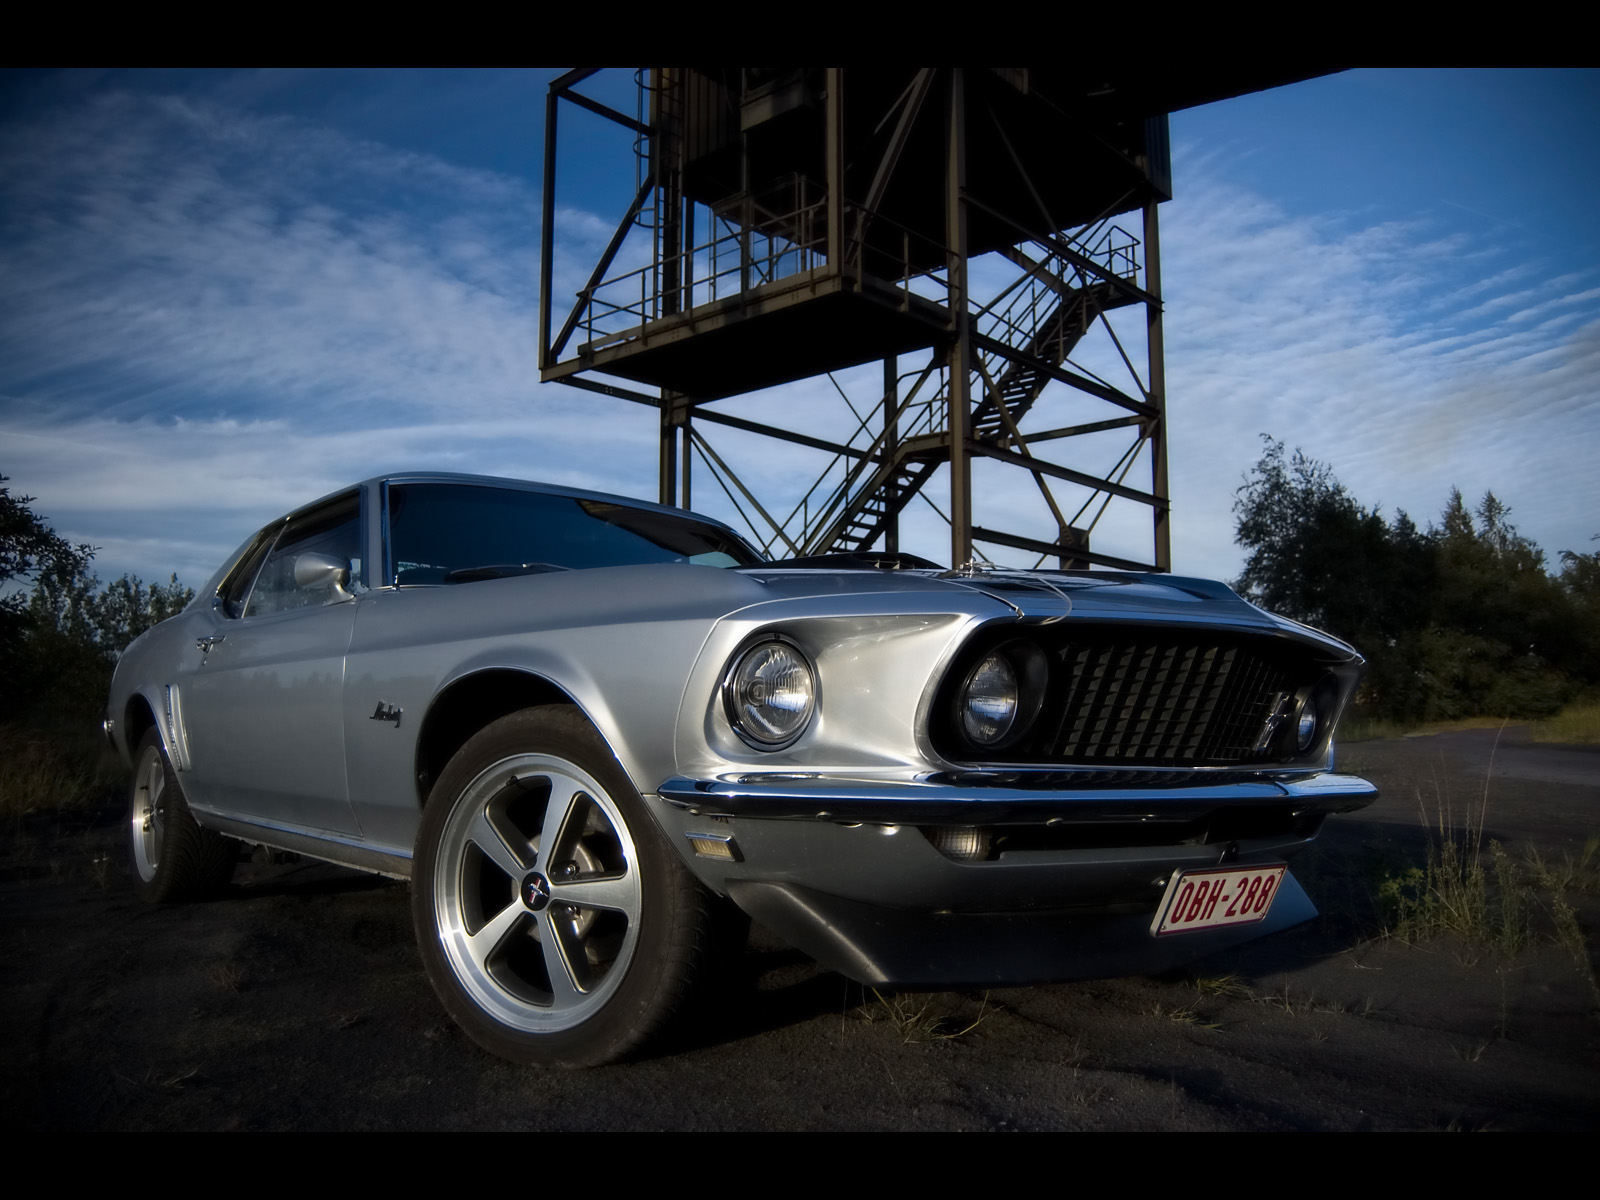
[{"left": 108, "top": 473, "right": 1375, "bottom": 1065}]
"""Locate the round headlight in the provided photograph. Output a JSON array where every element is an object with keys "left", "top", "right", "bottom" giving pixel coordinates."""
[
  {"left": 1294, "top": 679, "right": 1340, "bottom": 755},
  {"left": 960, "top": 651, "right": 1019, "bottom": 746},
  {"left": 1295, "top": 706, "right": 1319, "bottom": 752},
  {"left": 725, "top": 640, "right": 816, "bottom": 748}
]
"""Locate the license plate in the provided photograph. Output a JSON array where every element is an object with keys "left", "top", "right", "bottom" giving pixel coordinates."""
[{"left": 1151, "top": 864, "right": 1287, "bottom": 936}]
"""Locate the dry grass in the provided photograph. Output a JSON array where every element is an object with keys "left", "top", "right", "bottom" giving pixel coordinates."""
[
  {"left": 1381, "top": 837, "right": 1531, "bottom": 958},
  {"left": 1374, "top": 739, "right": 1599, "bottom": 1003},
  {"left": 1149, "top": 1001, "right": 1204, "bottom": 1024},
  {"left": 1344, "top": 701, "right": 1600, "bottom": 746},
  {"left": 1376, "top": 724, "right": 1522, "bottom": 952},
  {"left": 859, "top": 989, "right": 991, "bottom": 1043},
  {"left": 1187, "top": 974, "right": 1380, "bottom": 1024},
  {"left": 1524, "top": 840, "right": 1600, "bottom": 1004},
  {"left": 1193, "top": 974, "right": 1253, "bottom": 1000},
  {"left": 1530, "top": 701, "right": 1600, "bottom": 745},
  {"left": 1525, "top": 836, "right": 1600, "bottom": 896},
  {"left": 1, "top": 724, "right": 123, "bottom": 822},
  {"left": 1378, "top": 741, "right": 1534, "bottom": 959}
]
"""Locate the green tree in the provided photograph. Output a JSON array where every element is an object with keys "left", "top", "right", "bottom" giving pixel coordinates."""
[
  {"left": 1428, "top": 490, "right": 1573, "bottom": 717},
  {"left": 1233, "top": 439, "right": 1596, "bottom": 723},
  {"left": 91, "top": 573, "right": 195, "bottom": 652},
  {"left": 1233, "top": 438, "right": 1437, "bottom": 718},
  {"left": 2, "top": 478, "right": 96, "bottom": 717},
  {"left": 2, "top": 474, "right": 194, "bottom": 722},
  {"left": 1559, "top": 540, "right": 1600, "bottom": 684},
  {"left": 1560, "top": 540, "right": 1600, "bottom": 593},
  {"left": 2, "top": 476, "right": 94, "bottom": 621},
  {"left": 1, "top": 477, "right": 92, "bottom": 591}
]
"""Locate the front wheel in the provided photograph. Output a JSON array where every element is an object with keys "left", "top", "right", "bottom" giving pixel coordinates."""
[
  {"left": 412, "top": 706, "right": 713, "bottom": 1067},
  {"left": 128, "top": 727, "right": 235, "bottom": 902}
]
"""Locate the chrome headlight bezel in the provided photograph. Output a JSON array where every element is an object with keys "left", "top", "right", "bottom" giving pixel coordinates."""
[
  {"left": 1292, "top": 676, "right": 1342, "bottom": 756},
  {"left": 721, "top": 637, "right": 818, "bottom": 751},
  {"left": 952, "top": 639, "right": 1048, "bottom": 752}
]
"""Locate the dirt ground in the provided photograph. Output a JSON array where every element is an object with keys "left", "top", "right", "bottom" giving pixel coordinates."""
[{"left": 3, "top": 727, "right": 1596, "bottom": 1131}]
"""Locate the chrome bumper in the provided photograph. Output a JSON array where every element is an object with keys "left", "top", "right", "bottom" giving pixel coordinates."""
[{"left": 656, "top": 769, "right": 1377, "bottom": 825}]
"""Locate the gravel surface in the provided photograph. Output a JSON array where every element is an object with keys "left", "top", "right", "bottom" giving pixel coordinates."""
[{"left": 3, "top": 726, "right": 1596, "bottom": 1130}]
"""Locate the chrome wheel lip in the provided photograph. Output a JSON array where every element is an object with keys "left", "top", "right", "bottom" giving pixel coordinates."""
[
  {"left": 433, "top": 752, "right": 641, "bottom": 1034},
  {"left": 131, "top": 744, "right": 164, "bottom": 883}
]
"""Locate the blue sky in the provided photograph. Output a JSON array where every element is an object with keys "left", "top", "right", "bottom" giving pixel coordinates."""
[{"left": 2, "top": 68, "right": 1595, "bottom": 590}]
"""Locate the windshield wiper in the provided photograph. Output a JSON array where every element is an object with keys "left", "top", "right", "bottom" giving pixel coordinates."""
[{"left": 442, "top": 562, "right": 574, "bottom": 583}]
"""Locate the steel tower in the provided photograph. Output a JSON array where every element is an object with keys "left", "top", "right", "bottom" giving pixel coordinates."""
[{"left": 540, "top": 68, "right": 1312, "bottom": 570}]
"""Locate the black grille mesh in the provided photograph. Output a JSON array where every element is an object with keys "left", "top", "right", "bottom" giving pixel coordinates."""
[
  {"left": 1040, "top": 638, "right": 1291, "bottom": 763},
  {"left": 939, "top": 629, "right": 1311, "bottom": 767}
]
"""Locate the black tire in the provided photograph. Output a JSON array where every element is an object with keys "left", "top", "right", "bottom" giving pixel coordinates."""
[
  {"left": 128, "top": 727, "right": 236, "bottom": 902},
  {"left": 411, "top": 705, "right": 714, "bottom": 1067}
]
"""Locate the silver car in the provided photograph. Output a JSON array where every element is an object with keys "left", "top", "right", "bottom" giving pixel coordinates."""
[{"left": 106, "top": 473, "right": 1375, "bottom": 1066}]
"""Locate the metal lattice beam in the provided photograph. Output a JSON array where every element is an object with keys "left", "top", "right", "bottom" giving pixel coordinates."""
[{"left": 535, "top": 67, "right": 1266, "bottom": 572}]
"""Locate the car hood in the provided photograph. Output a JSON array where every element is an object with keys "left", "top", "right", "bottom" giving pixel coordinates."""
[{"left": 737, "top": 566, "right": 1355, "bottom": 655}]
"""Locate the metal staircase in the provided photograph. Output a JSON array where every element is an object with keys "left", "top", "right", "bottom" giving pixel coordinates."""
[
  {"left": 820, "top": 447, "right": 943, "bottom": 553},
  {"left": 968, "top": 281, "right": 1117, "bottom": 445},
  {"left": 806, "top": 235, "right": 1138, "bottom": 555}
]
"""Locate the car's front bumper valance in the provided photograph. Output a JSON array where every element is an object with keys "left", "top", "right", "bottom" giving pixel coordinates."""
[{"left": 722, "top": 874, "right": 1322, "bottom": 987}]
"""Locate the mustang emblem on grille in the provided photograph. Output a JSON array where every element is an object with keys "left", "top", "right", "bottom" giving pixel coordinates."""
[{"left": 1252, "top": 691, "right": 1293, "bottom": 753}]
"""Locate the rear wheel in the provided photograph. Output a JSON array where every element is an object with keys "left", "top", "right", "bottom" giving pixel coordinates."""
[
  {"left": 128, "top": 727, "right": 235, "bottom": 902},
  {"left": 412, "top": 706, "right": 714, "bottom": 1067}
]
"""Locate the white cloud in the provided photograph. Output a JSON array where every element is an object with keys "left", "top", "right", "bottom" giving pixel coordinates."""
[
  {"left": 0, "top": 90, "right": 542, "bottom": 428},
  {"left": 3, "top": 77, "right": 1596, "bottom": 599},
  {"left": 0, "top": 85, "right": 660, "bottom": 584},
  {"left": 1160, "top": 156, "right": 1600, "bottom": 579}
]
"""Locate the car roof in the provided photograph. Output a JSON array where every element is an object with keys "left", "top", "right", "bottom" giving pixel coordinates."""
[{"left": 276, "top": 472, "right": 735, "bottom": 531}]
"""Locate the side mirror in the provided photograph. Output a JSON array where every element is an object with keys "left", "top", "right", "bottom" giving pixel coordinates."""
[{"left": 294, "top": 552, "right": 353, "bottom": 599}]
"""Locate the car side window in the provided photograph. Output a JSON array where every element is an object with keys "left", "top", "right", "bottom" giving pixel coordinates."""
[
  {"left": 243, "top": 493, "right": 363, "bottom": 618},
  {"left": 217, "top": 528, "right": 279, "bottom": 619}
]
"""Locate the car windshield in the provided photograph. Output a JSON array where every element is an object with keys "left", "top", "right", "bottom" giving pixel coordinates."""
[{"left": 388, "top": 482, "right": 762, "bottom": 584}]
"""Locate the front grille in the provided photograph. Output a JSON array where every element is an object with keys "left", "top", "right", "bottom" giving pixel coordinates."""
[
  {"left": 1044, "top": 638, "right": 1288, "bottom": 763},
  {"left": 934, "top": 627, "right": 1322, "bottom": 768}
]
